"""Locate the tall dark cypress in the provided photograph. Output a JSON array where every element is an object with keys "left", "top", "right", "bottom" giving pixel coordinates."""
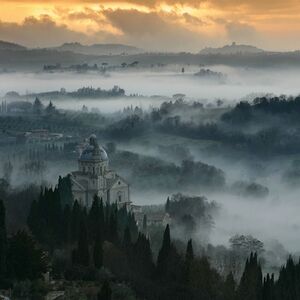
[
  {"left": 142, "top": 214, "right": 147, "bottom": 233},
  {"left": 99, "top": 199, "right": 105, "bottom": 236},
  {"left": 27, "top": 199, "right": 40, "bottom": 238},
  {"left": 276, "top": 256, "right": 296, "bottom": 300},
  {"left": 165, "top": 197, "right": 170, "bottom": 213},
  {"left": 0, "top": 200, "right": 7, "bottom": 284},
  {"left": 223, "top": 272, "right": 236, "bottom": 300},
  {"left": 62, "top": 204, "right": 72, "bottom": 245},
  {"left": 185, "top": 239, "right": 194, "bottom": 262},
  {"left": 184, "top": 238, "right": 194, "bottom": 283},
  {"left": 237, "top": 253, "right": 262, "bottom": 300},
  {"left": 71, "top": 200, "right": 81, "bottom": 242},
  {"left": 98, "top": 280, "right": 112, "bottom": 300},
  {"left": 156, "top": 224, "right": 171, "bottom": 277},
  {"left": 89, "top": 195, "right": 100, "bottom": 240},
  {"left": 262, "top": 273, "right": 274, "bottom": 300},
  {"left": 108, "top": 211, "right": 118, "bottom": 244},
  {"left": 73, "top": 219, "right": 89, "bottom": 266},
  {"left": 93, "top": 227, "right": 103, "bottom": 269},
  {"left": 123, "top": 226, "right": 132, "bottom": 251},
  {"left": 133, "top": 233, "right": 154, "bottom": 278},
  {"left": 104, "top": 203, "right": 110, "bottom": 240}
]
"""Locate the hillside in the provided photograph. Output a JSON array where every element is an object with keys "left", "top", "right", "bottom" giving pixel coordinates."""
[
  {"left": 0, "top": 40, "right": 26, "bottom": 51},
  {"left": 52, "top": 42, "right": 143, "bottom": 56},
  {"left": 200, "top": 42, "right": 264, "bottom": 55}
]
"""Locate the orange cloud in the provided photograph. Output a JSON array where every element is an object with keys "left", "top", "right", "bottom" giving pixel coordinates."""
[{"left": 0, "top": 0, "right": 300, "bottom": 51}]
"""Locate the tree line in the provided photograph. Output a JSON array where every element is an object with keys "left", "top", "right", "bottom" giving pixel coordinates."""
[{"left": 1, "top": 181, "right": 300, "bottom": 299}]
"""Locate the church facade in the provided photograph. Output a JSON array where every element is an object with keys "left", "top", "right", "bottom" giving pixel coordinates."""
[{"left": 70, "top": 135, "right": 130, "bottom": 208}]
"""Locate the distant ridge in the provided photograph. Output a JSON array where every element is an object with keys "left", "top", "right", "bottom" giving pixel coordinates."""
[
  {"left": 0, "top": 40, "right": 26, "bottom": 51},
  {"left": 200, "top": 42, "right": 264, "bottom": 55},
  {"left": 51, "top": 42, "right": 144, "bottom": 56}
]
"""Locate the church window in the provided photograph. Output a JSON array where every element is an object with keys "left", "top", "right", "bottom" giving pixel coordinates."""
[
  {"left": 118, "top": 181, "right": 121, "bottom": 185},
  {"left": 118, "top": 195, "right": 122, "bottom": 202}
]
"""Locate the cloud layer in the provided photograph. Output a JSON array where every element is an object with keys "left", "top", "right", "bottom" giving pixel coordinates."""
[{"left": 0, "top": 0, "right": 300, "bottom": 51}]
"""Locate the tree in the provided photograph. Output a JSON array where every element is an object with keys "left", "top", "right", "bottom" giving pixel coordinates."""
[
  {"left": 123, "top": 226, "right": 132, "bottom": 252},
  {"left": 89, "top": 195, "right": 100, "bottom": 240},
  {"left": 58, "top": 175, "right": 73, "bottom": 207},
  {"left": 142, "top": 214, "right": 147, "bottom": 233},
  {"left": 32, "top": 97, "right": 43, "bottom": 114},
  {"left": 62, "top": 205, "right": 72, "bottom": 244},
  {"left": 3, "top": 161, "right": 12, "bottom": 184},
  {"left": 156, "top": 224, "right": 183, "bottom": 282},
  {"left": 156, "top": 224, "right": 171, "bottom": 276},
  {"left": 71, "top": 200, "right": 81, "bottom": 242},
  {"left": 98, "top": 280, "right": 112, "bottom": 300},
  {"left": 185, "top": 239, "right": 194, "bottom": 262},
  {"left": 188, "top": 256, "right": 222, "bottom": 299},
  {"left": 237, "top": 253, "right": 262, "bottom": 300},
  {"left": 45, "top": 101, "right": 56, "bottom": 115},
  {"left": 108, "top": 210, "right": 118, "bottom": 244},
  {"left": 165, "top": 197, "right": 170, "bottom": 213},
  {"left": 230, "top": 235, "right": 264, "bottom": 255},
  {"left": 93, "top": 228, "right": 103, "bottom": 269},
  {"left": 72, "top": 219, "right": 89, "bottom": 267},
  {"left": 262, "top": 273, "right": 274, "bottom": 300},
  {"left": 223, "top": 272, "right": 236, "bottom": 300},
  {"left": 0, "top": 200, "right": 7, "bottom": 285},
  {"left": 27, "top": 187, "right": 63, "bottom": 248},
  {"left": 7, "top": 231, "right": 47, "bottom": 281},
  {"left": 184, "top": 239, "right": 194, "bottom": 283},
  {"left": 132, "top": 233, "right": 154, "bottom": 278}
]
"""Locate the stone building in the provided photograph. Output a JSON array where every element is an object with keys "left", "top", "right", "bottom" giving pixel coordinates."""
[{"left": 70, "top": 135, "right": 130, "bottom": 208}]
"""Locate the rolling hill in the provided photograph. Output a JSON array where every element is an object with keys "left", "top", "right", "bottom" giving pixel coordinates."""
[
  {"left": 51, "top": 42, "right": 143, "bottom": 56},
  {"left": 200, "top": 42, "right": 264, "bottom": 55}
]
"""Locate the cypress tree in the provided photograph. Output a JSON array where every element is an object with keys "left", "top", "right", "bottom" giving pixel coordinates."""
[
  {"left": 142, "top": 214, "right": 147, "bottom": 233},
  {"left": 98, "top": 280, "right": 112, "bottom": 300},
  {"left": 62, "top": 205, "right": 72, "bottom": 245},
  {"left": 184, "top": 238, "right": 194, "bottom": 283},
  {"left": 133, "top": 233, "right": 154, "bottom": 278},
  {"left": 99, "top": 199, "right": 105, "bottom": 236},
  {"left": 237, "top": 253, "right": 262, "bottom": 300},
  {"left": 262, "top": 273, "right": 274, "bottom": 300},
  {"left": 185, "top": 239, "right": 194, "bottom": 262},
  {"left": 165, "top": 197, "right": 170, "bottom": 213},
  {"left": 108, "top": 211, "right": 118, "bottom": 244},
  {"left": 276, "top": 256, "right": 296, "bottom": 300},
  {"left": 223, "top": 272, "right": 236, "bottom": 300},
  {"left": 89, "top": 195, "right": 100, "bottom": 240},
  {"left": 123, "top": 226, "right": 132, "bottom": 251},
  {"left": 71, "top": 200, "right": 81, "bottom": 242},
  {"left": 7, "top": 231, "right": 47, "bottom": 281},
  {"left": 58, "top": 175, "right": 73, "bottom": 207},
  {"left": 93, "top": 227, "right": 103, "bottom": 269},
  {"left": 0, "top": 200, "right": 7, "bottom": 285},
  {"left": 156, "top": 224, "right": 171, "bottom": 277},
  {"left": 104, "top": 203, "right": 110, "bottom": 240},
  {"left": 73, "top": 219, "right": 89, "bottom": 266},
  {"left": 27, "top": 200, "right": 40, "bottom": 238}
]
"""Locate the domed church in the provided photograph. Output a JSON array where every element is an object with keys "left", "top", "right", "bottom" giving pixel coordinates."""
[{"left": 70, "top": 135, "right": 130, "bottom": 208}]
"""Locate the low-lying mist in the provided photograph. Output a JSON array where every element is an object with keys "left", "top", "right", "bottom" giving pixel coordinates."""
[
  {"left": 2, "top": 64, "right": 300, "bottom": 271},
  {"left": 1, "top": 66, "right": 300, "bottom": 111}
]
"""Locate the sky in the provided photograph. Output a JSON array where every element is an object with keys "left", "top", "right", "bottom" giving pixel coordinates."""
[{"left": 0, "top": 0, "right": 300, "bottom": 52}]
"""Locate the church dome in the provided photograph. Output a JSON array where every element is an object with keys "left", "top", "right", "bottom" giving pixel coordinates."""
[{"left": 79, "top": 135, "right": 108, "bottom": 161}]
